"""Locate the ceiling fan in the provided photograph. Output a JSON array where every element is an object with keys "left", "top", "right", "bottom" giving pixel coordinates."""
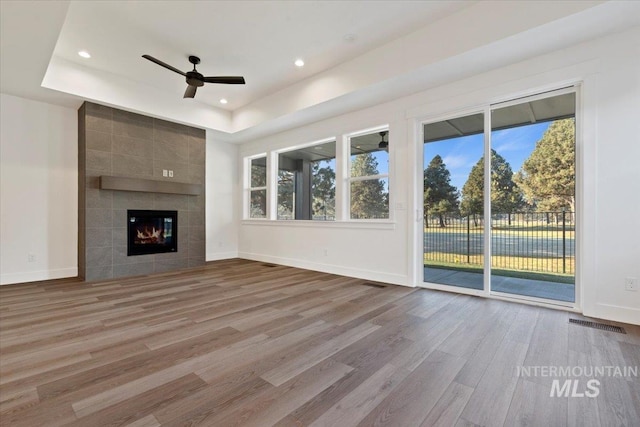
[{"left": 142, "top": 54, "right": 245, "bottom": 99}]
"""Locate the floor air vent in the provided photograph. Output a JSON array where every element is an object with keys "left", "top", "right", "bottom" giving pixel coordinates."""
[
  {"left": 262, "top": 263, "right": 278, "bottom": 268},
  {"left": 361, "top": 282, "right": 386, "bottom": 289},
  {"left": 569, "top": 318, "right": 626, "bottom": 334}
]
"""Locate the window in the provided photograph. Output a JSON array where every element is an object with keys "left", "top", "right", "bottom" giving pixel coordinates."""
[
  {"left": 349, "top": 130, "right": 390, "bottom": 219},
  {"left": 248, "top": 156, "right": 267, "bottom": 218},
  {"left": 277, "top": 140, "right": 336, "bottom": 220}
]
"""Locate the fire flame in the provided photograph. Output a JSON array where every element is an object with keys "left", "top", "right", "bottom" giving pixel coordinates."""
[{"left": 135, "top": 226, "right": 163, "bottom": 244}]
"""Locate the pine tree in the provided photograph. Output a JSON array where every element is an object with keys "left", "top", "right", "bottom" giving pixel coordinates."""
[
  {"left": 350, "top": 153, "right": 387, "bottom": 219},
  {"left": 460, "top": 157, "right": 484, "bottom": 225},
  {"left": 423, "top": 155, "right": 459, "bottom": 227},
  {"left": 311, "top": 161, "right": 335, "bottom": 219},
  {"left": 460, "top": 149, "right": 523, "bottom": 224},
  {"left": 515, "top": 119, "right": 575, "bottom": 212}
]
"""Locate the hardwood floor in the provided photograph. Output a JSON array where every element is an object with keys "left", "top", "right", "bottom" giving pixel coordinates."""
[{"left": 1, "top": 259, "right": 638, "bottom": 426}]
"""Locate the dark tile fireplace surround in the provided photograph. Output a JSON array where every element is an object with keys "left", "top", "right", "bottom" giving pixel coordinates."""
[{"left": 78, "top": 102, "right": 206, "bottom": 281}]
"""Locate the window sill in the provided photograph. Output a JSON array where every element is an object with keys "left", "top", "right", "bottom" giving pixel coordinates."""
[{"left": 241, "top": 219, "right": 396, "bottom": 230}]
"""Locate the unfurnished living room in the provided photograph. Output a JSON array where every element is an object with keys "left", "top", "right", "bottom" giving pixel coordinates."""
[{"left": 1, "top": 1, "right": 639, "bottom": 426}]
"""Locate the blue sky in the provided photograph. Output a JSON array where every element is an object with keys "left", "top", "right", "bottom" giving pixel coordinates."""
[{"left": 424, "top": 122, "right": 551, "bottom": 191}]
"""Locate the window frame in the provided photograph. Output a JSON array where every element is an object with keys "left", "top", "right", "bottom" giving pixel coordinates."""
[
  {"left": 242, "top": 124, "right": 394, "bottom": 226},
  {"left": 274, "top": 137, "right": 337, "bottom": 221},
  {"left": 244, "top": 154, "right": 268, "bottom": 220},
  {"left": 346, "top": 126, "right": 392, "bottom": 222}
]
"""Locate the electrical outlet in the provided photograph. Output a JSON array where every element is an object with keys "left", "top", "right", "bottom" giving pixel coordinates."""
[
  {"left": 625, "top": 277, "right": 638, "bottom": 291},
  {"left": 169, "top": 170, "right": 174, "bottom": 178},
  {"left": 27, "top": 253, "right": 36, "bottom": 263},
  {"left": 162, "top": 169, "right": 168, "bottom": 177}
]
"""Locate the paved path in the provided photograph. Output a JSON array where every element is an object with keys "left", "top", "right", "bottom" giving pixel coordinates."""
[{"left": 423, "top": 267, "right": 575, "bottom": 302}]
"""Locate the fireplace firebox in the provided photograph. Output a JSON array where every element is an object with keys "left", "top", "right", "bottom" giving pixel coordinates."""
[{"left": 127, "top": 210, "right": 178, "bottom": 256}]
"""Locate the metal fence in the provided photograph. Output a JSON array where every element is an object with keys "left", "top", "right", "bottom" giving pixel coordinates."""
[{"left": 424, "top": 211, "right": 575, "bottom": 275}]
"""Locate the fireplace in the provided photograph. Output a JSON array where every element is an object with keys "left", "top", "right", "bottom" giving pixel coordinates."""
[{"left": 127, "top": 210, "right": 178, "bottom": 256}]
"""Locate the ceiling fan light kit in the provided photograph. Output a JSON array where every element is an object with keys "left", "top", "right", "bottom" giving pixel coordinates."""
[{"left": 142, "top": 54, "right": 246, "bottom": 99}]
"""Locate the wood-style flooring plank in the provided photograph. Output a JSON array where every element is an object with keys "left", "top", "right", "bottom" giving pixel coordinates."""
[{"left": 0, "top": 259, "right": 638, "bottom": 427}]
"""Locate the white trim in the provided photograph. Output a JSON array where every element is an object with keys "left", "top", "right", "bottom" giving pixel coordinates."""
[
  {"left": 343, "top": 124, "right": 390, "bottom": 140},
  {"left": 272, "top": 136, "right": 337, "bottom": 154},
  {"left": 420, "top": 281, "right": 485, "bottom": 297},
  {"left": 347, "top": 125, "right": 392, "bottom": 222},
  {"left": 0, "top": 268, "right": 78, "bottom": 286},
  {"left": 415, "top": 85, "right": 581, "bottom": 308},
  {"left": 241, "top": 219, "right": 395, "bottom": 230},
  {"left": 490, "top": 293, "right": 581, "bottom": 313},
  {"left": 573, "top": 82, "right": 584, "bottom": 313},
  {"left": 335, "top": 133, "right": 348, "bottom": 221},
  {"left": 244, "top": 154, "right": 268, "bottom": 219},
  {"left": 483, "top": 106, "right": 491, "bottom": 295},
  {"left": 349, "top": 174, "right": 389, "bottom": 182},
  {"left": 238, "top": 252, "right": 411, "bottom": 287},
  {"left": 206, "top": 251, "right": 239, "bottom": 261},
  {"left": 409, "top": 117, "right": 423, "bottom": 287},
  {"left": 419, "top": 281, "right": 581, "bottom": 313},
  {"left": 267, "top": 150, "right": 278, "bottom": 220},
  {"left": 490, "top": 290, "right": 575, "bottom": 308},
  {"left": 592, "top": 303, "right": 640, "bottom": 326}
]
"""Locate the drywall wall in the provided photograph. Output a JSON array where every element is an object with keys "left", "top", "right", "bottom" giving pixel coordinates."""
[
  {"left": 238, "top": 27, "right": 640, "bottom": 324},
  {"left": 0, "top": 94, "right": 78, "bottom": 285},
  {"left": 205, "top": 132, "right": 239, "bottom": 260}
]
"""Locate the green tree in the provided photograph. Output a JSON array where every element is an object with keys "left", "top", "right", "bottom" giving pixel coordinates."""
[
  {"left": 350, "top": 153, "right": 387, "bottom": 219},
  {"left": 277, "top": 169, "right": 294, "bottom": 219},
  {"left": 460, "top": 149, "right": 523, "bottom": 224},
  {"left": 491, "top": 150, "right": 524, "bottom": 215},
  {"left": 515, "top": 119, "right": 575, "bottom": 212},
  {"left": 423, "top": 155, "right": 459, "bottom": 227},
  {"left": 312, "top": 160, "right": 335, "bottom": 219},
  {"left": 250, "top": 162, "right": 267, "bottom": 217}
]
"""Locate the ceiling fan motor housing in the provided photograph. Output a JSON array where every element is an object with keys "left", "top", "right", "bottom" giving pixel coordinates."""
[{"left": 186, "top": 71, "right": 205, "bottom": 87}]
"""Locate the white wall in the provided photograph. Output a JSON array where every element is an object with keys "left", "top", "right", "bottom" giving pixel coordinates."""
[
  {"left": 0, "top": 94, "right": 78, "bottom": 285},
  {"left": 238, "top": 28, "right": 640, "bottom": 325},
  {"left": 205, "top": 131, "right": 239, "bottom": 260}
]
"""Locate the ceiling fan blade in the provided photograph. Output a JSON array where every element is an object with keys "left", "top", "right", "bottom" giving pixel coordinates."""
[
  {"left": 142, "top": 55, "right": 186, "bottom": 77},
  {"left": 203, "top": 76, "right": 246, "bottom": 84},
  {"left": 183, "top": 85, "right": 197, "bottom": 98}
]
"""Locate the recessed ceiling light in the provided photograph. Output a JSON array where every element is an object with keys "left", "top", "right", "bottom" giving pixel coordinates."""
[
  {"left": 294, "top": 59, "right": 305, "bottom": 67},
  {"left": 314, "top": 146, "right": 323, "bottom": 150},
  {"left": 219, "top": 98, "right": 228, "bottom": 104},
  {"left": 78, "top": 50, "right": 91, "bottom": 59}
]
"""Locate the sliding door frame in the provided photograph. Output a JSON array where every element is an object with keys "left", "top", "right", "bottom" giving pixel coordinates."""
[
  {"left": 414, "top": 105, "right": 489, "bottom": 299},
  {"left": 414, "top": 85, "right": 581, "bottom": 311}
]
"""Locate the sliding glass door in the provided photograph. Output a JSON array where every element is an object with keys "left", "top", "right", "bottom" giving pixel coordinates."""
[
  {"left": 490, "top": 91, "right": 576, "bottom": 302},
  {"left": 422, "top": 88, "right": 576, "bottom": 304},
  {"left": 423, "top": 112, "right": 485, "bottom": 290}
]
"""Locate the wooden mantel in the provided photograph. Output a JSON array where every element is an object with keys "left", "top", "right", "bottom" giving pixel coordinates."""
[{"left": 100, "top": 176, "right": 202, "bottom": 196}]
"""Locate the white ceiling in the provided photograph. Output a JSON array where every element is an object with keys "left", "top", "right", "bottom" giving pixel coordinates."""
[
  {"left": 2, "top": 1, "right": 639, "bottom": 143},
  {"left": 53, "top": 1, "right": 469, "bottom": 110}
]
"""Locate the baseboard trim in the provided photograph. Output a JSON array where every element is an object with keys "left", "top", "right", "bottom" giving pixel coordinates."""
[
  {"left": 237, "top": 252, "right": 411, "bottom": 287},
  {"left": 206, "top": 251, "right": 239, "bottom": 261},
  {"left": 589, "top": 303, "right": 640, "bottom": 326},
  {"left": 0, "top": 267, "right": 78, "bottom": 286}
]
